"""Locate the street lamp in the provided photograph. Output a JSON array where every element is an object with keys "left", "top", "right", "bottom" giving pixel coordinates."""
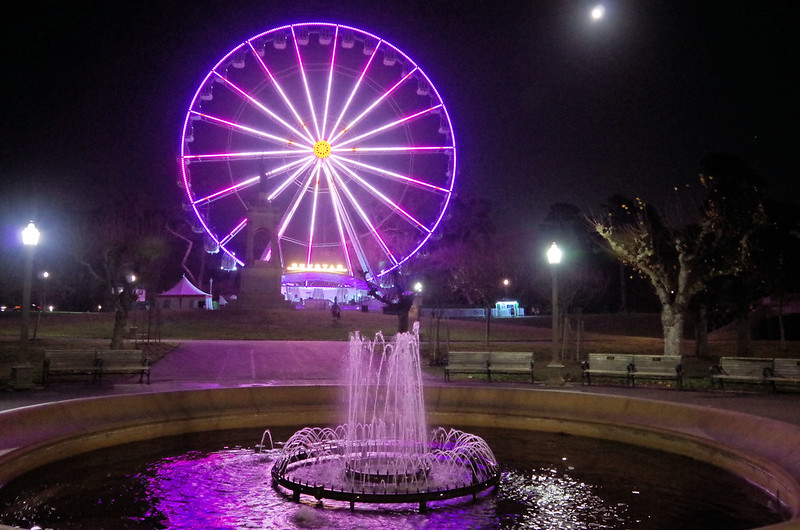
[
  {"left": 546, "top": 242, "right": 562, "bottom": 368},
  {"left": 20, "top": 222, "right": 40, "bottom": 350},
  {"left": 33, "top": 270, "right": 50, "bottom": 340},
  {"left": 14, "top": 221, "right": 39, "bottom": 389},
  {"left": 502, "top": 278, "right": 510, "bottom": 299}
]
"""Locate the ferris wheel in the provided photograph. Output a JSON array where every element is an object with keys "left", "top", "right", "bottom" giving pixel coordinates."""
[{"left": 179, "top": 22, "right": 456, "bottom": 282}]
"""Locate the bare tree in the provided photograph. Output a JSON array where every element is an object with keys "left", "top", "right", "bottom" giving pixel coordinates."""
[
  {"left": 593, "top": 160, "right": 766, "bottom": 355},
  {"left": 72, "top": 198, "right": 171, "bottom": 349}
]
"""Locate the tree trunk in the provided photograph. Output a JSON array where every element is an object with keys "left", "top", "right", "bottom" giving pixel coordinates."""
[
  {"left": 111, "top": 303, "right": 129, "bottom": 349},
  {"left": 694, "top": 303, "right": 709, "bottom": 357},
  {"left": 485, "top": 305, "right": 491, "bottom": 345},
  {"left": 735, "top": 314, "right": 751, "bottom": 356},
  {"left": 110, "top": 290, "right": 135, "bottom": 349},
  {"left": 661, "top": 305, "right": 685, "bottom": 355}
]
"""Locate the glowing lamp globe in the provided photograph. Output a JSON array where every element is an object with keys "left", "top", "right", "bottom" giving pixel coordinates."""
[
  {"left": 547, "top": 242, "right": 562, "bottom": 265},
  {"left": 22, "top": 222, "right": 40, "bottom": 246}
]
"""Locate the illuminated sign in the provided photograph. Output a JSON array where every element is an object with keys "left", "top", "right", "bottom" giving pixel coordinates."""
[{"left": 287, "top": 263, "right": 349, "bottom": 274}]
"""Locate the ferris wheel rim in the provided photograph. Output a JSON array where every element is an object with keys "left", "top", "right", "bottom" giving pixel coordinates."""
[{"left": 179, "top": 22, "right": 457, "bottom": 281}]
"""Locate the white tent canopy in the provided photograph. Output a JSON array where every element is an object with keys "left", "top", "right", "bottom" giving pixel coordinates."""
[{"left": 156, "top": 275, "right": 212, "bottom": 310}]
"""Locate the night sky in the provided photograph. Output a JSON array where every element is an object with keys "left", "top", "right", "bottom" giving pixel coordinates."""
[{"left": 2, "top": 0, "right": 798, "bottom": 244}]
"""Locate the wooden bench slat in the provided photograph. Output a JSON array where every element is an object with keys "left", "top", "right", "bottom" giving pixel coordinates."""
[
  {"left": 43, "top": 350, "right": 100, "bottom": 385},
  {"left": 445, "top": 351, "right": 534, "bottom": 383},
  {"left": 765, "top": 358, "right": 800, "bottom": 388},
  {"left": 444, "top": 352, "right": 490, "bottom": 381},
  {"left": 488, "top": 352, "right": 534, "bottom": 383},
  {"left": 630, "top": 355, "right": 683, "bottom": 389},
  {"left": 96, "top": 350, "right": 150, "bottom": 384},
  {"left": 581, "top": 353, "right": 634, "bottom": 386},
  {"left": 711, "top": 357, "right": 773, "bottom": 389}
]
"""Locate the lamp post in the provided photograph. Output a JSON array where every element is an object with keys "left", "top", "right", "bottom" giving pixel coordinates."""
[
  {"left": 502, "top": 278, "right": 510, "bottom": 299},
  {"left": 33, "top": 271, "right": 49, "bottom": 340},
  {"left": 546, "top": 242, "right": 562, "bottom": 370},
  {"left": 14, "top": 221, "right": 39, "bottom": 389},
  {"left": 20, "top": 222, "right": 40, "bottom": 351}
]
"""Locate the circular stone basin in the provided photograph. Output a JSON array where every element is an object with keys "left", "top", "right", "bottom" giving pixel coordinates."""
[
  {"left": 0, "top": 426, "right": 788, "bottom": 528},
  {"left": 0, "top": 385, "right": 799, "bottom": 528}
]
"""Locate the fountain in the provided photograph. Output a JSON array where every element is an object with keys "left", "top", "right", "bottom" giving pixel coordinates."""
[{"left": 271, "top": 323, "right": 499, "bottom": 511}]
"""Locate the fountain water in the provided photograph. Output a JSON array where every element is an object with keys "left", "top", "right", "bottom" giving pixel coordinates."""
[{"left": 271, "top": 323, "right": 499, "bottom": 510}]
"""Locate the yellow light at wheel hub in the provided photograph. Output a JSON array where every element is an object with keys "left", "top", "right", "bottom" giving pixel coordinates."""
[{"left": 313, "top": 140, "right": 331, "bottom": 159}]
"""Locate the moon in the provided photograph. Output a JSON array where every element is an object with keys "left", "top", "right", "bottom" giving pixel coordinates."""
[{"left": 591, "top": 5, "right": 605, "bottom": 20}]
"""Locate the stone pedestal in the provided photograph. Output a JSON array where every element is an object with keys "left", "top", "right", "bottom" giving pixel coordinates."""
[
  {"left": 235, "top": 266, "right": 288, "bottom": 309},
  {"left": 10, "top": 364, "right": 36, "bottom": 390},
  {"left": 544, "top": 363, "right": 565, "bottom": 387}
]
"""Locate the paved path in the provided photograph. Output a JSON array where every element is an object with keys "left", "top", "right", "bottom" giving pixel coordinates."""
[
  {"left": 3, "top": 341, "right": 800, "bottom": 428},
  {"left": 150, "top": 340, "right": 355, "bottom": 385}
]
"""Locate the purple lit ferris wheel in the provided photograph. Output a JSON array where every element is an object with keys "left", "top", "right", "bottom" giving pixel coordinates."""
[{"left": 179, "top": 22, "right": 456, "bottom": 282}]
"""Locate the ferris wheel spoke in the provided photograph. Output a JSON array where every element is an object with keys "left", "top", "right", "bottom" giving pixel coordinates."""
[
  {"left": 336, "top": 104, "right": 442, "bottom": 149},
  {"left": 305, "top": 164, "right": 324, "bottom": 264},
  {"left": 192, "top": 176, "right": 260, "bottom": 206},
  {"left": 183, "top": 149, "right": 308, "bottom": 163},
  {"left": 335, "top": 156, "right": 452, "bottom": 194},
  {"left": 328, "top": 168, "right": 378, "bottom": 277},
  {"left": 211, "top": 70, "right": 311, "bottom": 143},
  {"left": 329, "top": 158, "right": 431, "bottom": 233},
  {"left": 329, "top": 67, "right": 418, "bottom": 144},
  {"left": 191, "top": 157, "right": 311, "bottom": 207},
  {"left": 247, "top": 40, "right": 317, "bottom": 145},
  {"left": 218, "top": 218, "right": 248, "bottom": 247},
  {"left": 321, "top": 164, "right": 355, "bottom": 273},
  {"left": 330, "top": 168, "right": 398, "bottom": 267},
  {"left": 265, "top": 157, "right": 316, "bottom": 202},
  {"left": 277, "top": 170, "right": 316, "bottom": 240},
  {"left": 333, "top": 145, "right": 454, "bottom": 155},
  {"left": 190, "top": 111, "right": 313, "bottom": 148},
  {"left": 320, "top": 25, "right": 340, "bottom": 140},
  {"left": 327, "top": 38, "right": 382, "bottom": 141},
  {"left": 291, "top": 26, "right": 322, "bottom": 140}
]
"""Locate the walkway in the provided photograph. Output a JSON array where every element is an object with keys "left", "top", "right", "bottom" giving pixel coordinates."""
[{"left": 2, "top": 340, "right": 800, "bottom": 428}]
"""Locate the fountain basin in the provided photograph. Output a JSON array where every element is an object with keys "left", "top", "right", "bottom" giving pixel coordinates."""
[{"left": 1, "top": 385, "right": 799, "bottom": 528}]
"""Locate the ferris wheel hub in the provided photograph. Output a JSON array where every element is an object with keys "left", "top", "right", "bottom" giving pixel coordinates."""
[{"left": 313, "top": 140, "right": 331, "bottom": 159}]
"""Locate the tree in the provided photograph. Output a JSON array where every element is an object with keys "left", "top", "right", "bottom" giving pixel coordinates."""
[
  {"left": 593, "top": 161, "right": 767, "bottom": 356},
  {"left": 685, "top": 154, "right": 771, "bottom": 355},
  {"left": 71, "top": 196, "right": 173, "bottom": 348},
  {"left": 413, "top": 194, "right": 504, "bottom": 307}
]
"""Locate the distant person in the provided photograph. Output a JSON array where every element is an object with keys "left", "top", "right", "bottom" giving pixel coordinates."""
[{"left": 331, "top": 297, "right": 341, "bottom": 320}]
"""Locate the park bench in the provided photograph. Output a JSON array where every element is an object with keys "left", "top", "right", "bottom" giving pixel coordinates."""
[
  {"left": 630, "top": 354, "right": 683, "bottom": 389},
  {"left": 581, "top": 353, "right": 634, "bottom": 386},
  {"left": 444, "top": 351, "right": 490, "bottom": 381},
  {"left": 97, "top": 350, "right": 150, "bottom": 384},
  {"left": 765, "top": 358, "right": 800, "bottom": 391},
  {"left": 42, "top": 350, "right": 100, "bottom": 385},
  {"left": 710, "top": 357, "right": 773, "bottom": 389},
  {"left": 488, "top": 352, "right": 535, "bottom": 383}
]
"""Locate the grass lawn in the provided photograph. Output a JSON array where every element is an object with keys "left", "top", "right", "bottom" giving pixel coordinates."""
[{"left": 2, "top": 308, "right": 799, "bottom": 391}]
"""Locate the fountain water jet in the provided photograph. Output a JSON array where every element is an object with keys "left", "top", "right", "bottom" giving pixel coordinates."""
[{"left": 271, "top": 323, "right": 499, "bottom": 510}]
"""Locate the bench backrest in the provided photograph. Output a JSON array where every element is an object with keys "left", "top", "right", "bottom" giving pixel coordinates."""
[
  {"left": 633, "top": 355, "right": 682, "bottom": 373},
  {"left": 97, "top": 350, "right": 145, "bottom": 367},
  {"left": 447, "top": 351, "right": 490, "bottom": 366},
  {"left": 44, "top": 350, "right": 99, "bottom": 368},
  {"left": 718, "top": 357, "right": 773, "bottom": 377},
  {"left": 490, "top": 352, "right": 533, "bottom": 367},
  {"left": 772, "top": 358, "right": 800, "bottom": 377},
  {"left": 586, "top": 353, "right": 634, "bottom": 371}
]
